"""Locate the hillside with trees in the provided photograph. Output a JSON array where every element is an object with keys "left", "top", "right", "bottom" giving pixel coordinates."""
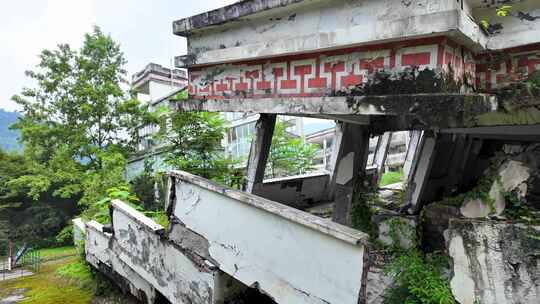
[{"left": 0, "top": 109, "right": 20, "bottom": 152}]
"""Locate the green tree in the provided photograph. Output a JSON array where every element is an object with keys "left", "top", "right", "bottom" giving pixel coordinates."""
[
  {"left": 0, "top": 149, "right": 77, "bottom": 249},
  {"left": 158, "top": 109, "right": 237, "bottom": 184},
  {"left": 12, "top": 26, "right": 153, "bottom": 168},
  {"left": 266, "top": 122, "right": 318, "bottom": 178},
  {"left": 9, "top": 27, "right": 153, "bottom": 217}
]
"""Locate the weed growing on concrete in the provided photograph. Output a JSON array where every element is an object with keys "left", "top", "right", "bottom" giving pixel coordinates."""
[
  {"left": 383, "top": 250, "right": 455, "bottom": 304},
  {"left": 351, "top": 188, "right": 379, "bottom": 240}
]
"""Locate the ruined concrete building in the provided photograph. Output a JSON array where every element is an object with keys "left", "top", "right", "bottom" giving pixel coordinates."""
[{"left": 82, "top": 1, "right": 540, "bottom": 303}]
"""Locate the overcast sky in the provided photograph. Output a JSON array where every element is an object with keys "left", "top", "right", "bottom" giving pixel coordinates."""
[{"left": 0, "top": 0, "right": 237, "bottom": 112}]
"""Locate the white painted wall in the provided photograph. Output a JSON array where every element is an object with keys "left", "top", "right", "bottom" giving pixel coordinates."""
[
  {"left": 170, "top": 171, "right": 368, "bottom": 304},
  {"left": 184, "top": 0, "right": 482, "bottom": 66}
]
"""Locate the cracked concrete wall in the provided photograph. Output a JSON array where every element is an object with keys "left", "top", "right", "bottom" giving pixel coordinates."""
[
  {"left": 447, "top": 219, "right": 540, "bottom": 304},
  {"left": 169, "top": 171, "right": 369, "bottom": 304},
  {"left": 110, "top": 200, "right": 219, "bottom": 304},
  {"left": 85, "top": 221, "right": 157, "bottom": 304}
]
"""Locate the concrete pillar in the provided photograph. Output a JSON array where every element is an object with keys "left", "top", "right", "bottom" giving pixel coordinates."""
[
  {"left": 329, "top": 122, "right": 370, "bottom": 226},
  {"left": 372, "top": 132, "right": 393, "bottom": 184},
  {"left": 403, "top": 131, "right": 437, "bottom": 214},
  {"left": 244, "top": 114, "right": 277, "bottom": 193},
  {"left": 403, "top": 131, "right": 423, "bottom": 181}
]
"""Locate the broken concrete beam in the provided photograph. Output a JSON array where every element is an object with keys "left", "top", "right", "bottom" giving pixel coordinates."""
[
  {"left": 447, "top": 219, "right": 540, "bottom": 304},
  {"left": 168, "top": 170, "right": 369, "bottom": 304},
  {"left": 85, "top": 221, "right": 157, "bottom": 304},
  {"left": 245, "top": 114, "right": 276, "bottom": 193},
  {"left": 110, "top": 200, "right": 219, "bottom": 304}
]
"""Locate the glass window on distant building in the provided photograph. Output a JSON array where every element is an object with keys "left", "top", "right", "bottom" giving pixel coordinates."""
[{"left": 227, "top": 122, "right": 256, "bottom": 159}]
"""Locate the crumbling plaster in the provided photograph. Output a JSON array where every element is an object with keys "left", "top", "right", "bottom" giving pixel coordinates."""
[
  {"left": 447, "top": 219, "right": 540, "bottom": 304},
  {"left": 110, "top": 200, "right": 218, "bottom": 304},
  {"left": 85, "top": 221, "right": 157, "bottom": 304}
]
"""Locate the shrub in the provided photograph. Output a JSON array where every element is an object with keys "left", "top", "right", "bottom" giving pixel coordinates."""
[{"left": 384, "top": 250, "right": 456, "bottom": 304}]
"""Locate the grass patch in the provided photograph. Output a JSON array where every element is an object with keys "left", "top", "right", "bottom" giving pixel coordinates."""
[
  {"left": 380, "top": 170, "right": 404, "bottom": 187},
  {"left": 56, "top": 260, "right": 95, "bottom": 290},
  {"left": 38, "top": 246, "right": 77, "bottom": 262},
  {"left": 0, "top": 257, "right": 93, "bottom": 304}
]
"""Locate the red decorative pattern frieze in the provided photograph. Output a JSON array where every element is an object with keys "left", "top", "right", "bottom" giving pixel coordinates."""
[
  {"left": 476, "top": 43, "right": 540, "bottom": 91},
  {"left": 188, "top": 37, "right": 476, "bottom": 99}
]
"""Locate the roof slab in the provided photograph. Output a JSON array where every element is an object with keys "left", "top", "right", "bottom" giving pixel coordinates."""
[{"left": 174, "top": 93, "right": 508, "bottom": 131}]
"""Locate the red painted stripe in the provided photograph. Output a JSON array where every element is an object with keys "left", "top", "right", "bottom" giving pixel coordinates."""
[{"left": 402, "top": 52, "right": 431, "bottom": 66}]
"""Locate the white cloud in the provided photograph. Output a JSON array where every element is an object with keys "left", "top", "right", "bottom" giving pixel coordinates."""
[
  {"left": 0, "top": 0, "right": 238, "bottom": 112},
  {"left": 0, "top": 0, "right": 97, "bottom": 111}
]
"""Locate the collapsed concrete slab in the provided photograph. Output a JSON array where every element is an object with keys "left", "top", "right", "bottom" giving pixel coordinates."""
[
  {"left": 167, "top": 170, "right": 370, "bottom": 304},
  {"left": 447, "top": 219, "right": 540, "bottom": 304},
  {"left": 85, "top": 220, "right": 157, "bottom": 304}
]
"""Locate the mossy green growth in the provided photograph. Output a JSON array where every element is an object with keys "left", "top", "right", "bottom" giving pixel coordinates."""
[
  {"left": 0, "top": 257, "right": 93, "bottom": 304},
  {"left": 386, "top": 217, "right": 418, "bottom": 253},
  {"left": 433, "top": 173, "right": 496, "bottom": 213},
  {"left": 38, "top": 246, "right": 77, "bottom": 262},
  {"left": 56, "top": 259, "right": 95, "bottom": 290},
  {"left": 146, "top": 210, "right": 170, "bottom": 228},
  {"left": 351, "top": 188, "right": 380, "bottom": 240}
]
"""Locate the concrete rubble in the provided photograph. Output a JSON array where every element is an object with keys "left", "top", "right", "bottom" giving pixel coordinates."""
[{"left": 447, "top": 220, "right": 540, "bottom": 304}]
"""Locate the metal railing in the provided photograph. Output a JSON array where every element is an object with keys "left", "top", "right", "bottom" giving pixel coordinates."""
[{"left": 0, "top": 248, "right": 41, "bottom": 281}]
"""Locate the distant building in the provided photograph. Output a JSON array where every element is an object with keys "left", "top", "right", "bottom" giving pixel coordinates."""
[
  {"left": 126, "top": 63, "right": 187, "bottom": 180},
  {"left": 223, "top": 113, "right": 304, "bottom": 162},
  {"left": 306, "top": 128, "right": 410, "bottom": 173},
  {"left": 305, "top": 127, "right": 335, "bottom": 171},
  {"left": 132, "top": 63, "right": 187, "bottom": 103}
]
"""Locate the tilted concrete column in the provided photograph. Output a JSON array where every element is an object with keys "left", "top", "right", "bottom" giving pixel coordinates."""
[
  {"left": 403, "top": 131, "right": 437, "bottom": 214},
  {"left": 403, "top": 131, "right": 423, "bottom": 181},
  {"left": 372, "top": 132, "right": 393, "bottom": 184},
  {"left": 244, "top": 114, "right": 277, "bottom": 193},
  {"left": 329, "top": 122, "right": 370, "bottom": 226}
]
